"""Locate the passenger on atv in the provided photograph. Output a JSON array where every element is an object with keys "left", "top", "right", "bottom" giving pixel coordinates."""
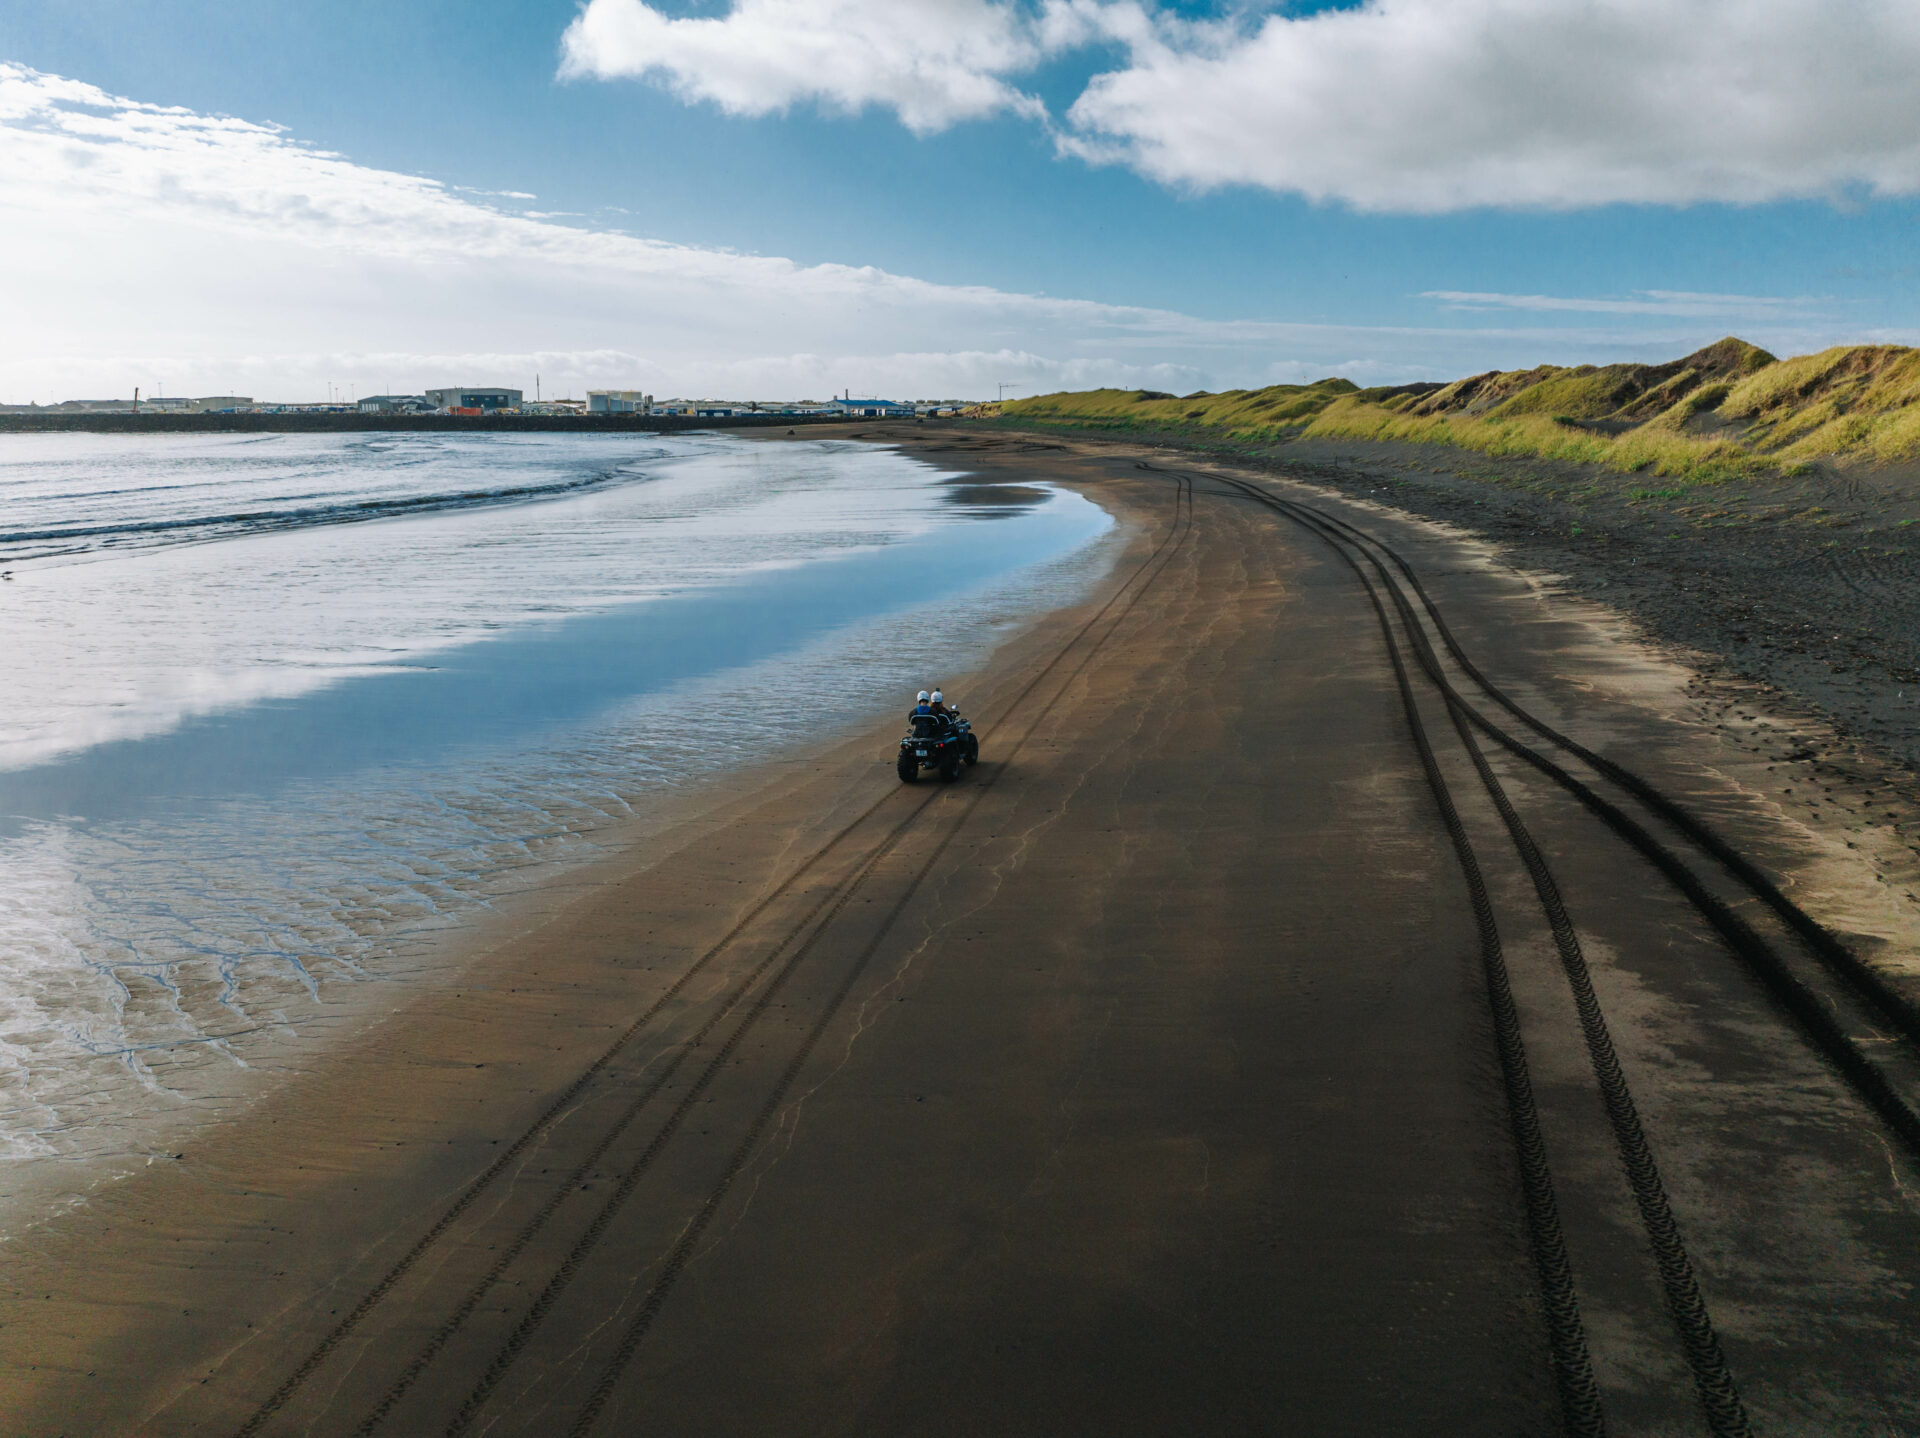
[{"left": 897, "top": 688, "right": 979, "bottom": 783}]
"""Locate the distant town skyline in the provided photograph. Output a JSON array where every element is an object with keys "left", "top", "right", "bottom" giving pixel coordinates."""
[
  {"left": 3, "top": 0, "right": 1919, "bottom": 403},
  {"left": 0, "top": 389, "right": 959, "bottom": 419}
]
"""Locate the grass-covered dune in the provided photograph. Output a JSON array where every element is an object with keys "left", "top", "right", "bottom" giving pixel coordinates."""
[{"left": 993, "top": 339, "right": 1920, "bottom": 483}]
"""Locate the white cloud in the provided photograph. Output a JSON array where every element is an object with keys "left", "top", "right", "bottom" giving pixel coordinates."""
[
  {"left": 560, "top": 0, "right": 1920, "bottom": 211},
  {"left": 558, "top": 0, "right": 1051, "bottom": 132},
  {"left": 1065, "top": 0, "right": 1920, "bottom": 209}
]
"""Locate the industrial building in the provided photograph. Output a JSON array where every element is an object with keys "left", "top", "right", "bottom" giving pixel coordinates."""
[
  {"left": 587, "top": 390, "right": 652, "bottom": 415},
  {"left": 356, "top": 395, "right": 431, "bottom": 414},
  {"left": 424, "top": 387, "right": 521, "bottom": 413}
]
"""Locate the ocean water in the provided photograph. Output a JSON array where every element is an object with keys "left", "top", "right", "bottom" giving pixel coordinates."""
[{"left": 0, "top": 431, "right": 1113, "bottom": 1221}]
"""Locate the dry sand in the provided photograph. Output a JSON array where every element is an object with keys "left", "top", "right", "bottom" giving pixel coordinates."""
[{"left": 4, "top": 430, "right": 1920, "bottom": 1435}]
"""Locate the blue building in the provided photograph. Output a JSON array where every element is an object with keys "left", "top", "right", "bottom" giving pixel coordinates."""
[{"left": 833, "top": 398, "right": 912, "bottom": 418}]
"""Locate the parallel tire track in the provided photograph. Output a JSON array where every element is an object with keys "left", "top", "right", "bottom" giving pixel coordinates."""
[
  {"left": 1192, "top": 466, "right": 1920, "bottom": 1161},
  {"left": 1317, "top": 501, "right": 1920, "bottom": 1053},
  {"left": 1279, "top": 490, "right": 1920, "bottom": 1162},
  {"left": 563, "top": 756, "right": 982, "bottom": 1437},
  {"left": 440, "top": 802, "right": 928, "bottom": 1436},
  {"left": 1200, "top": 458, "right": 1920, "bottom": 1428},
  {"left": 1178, "top": 470, "right": 1604, "bottom": 1435},
  {"left": 1230, "top": 477, "right": 1750, "bottom": 1437},
  {"left": 354, "top": 794, "right": 935, "bottom": 1431},
  {"left": 235, "top": 787, "right": 902, "bottom": 1437}
]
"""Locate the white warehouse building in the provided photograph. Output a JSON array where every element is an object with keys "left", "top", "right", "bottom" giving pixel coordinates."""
[{"left": 587, "top": 390, "right": 653, "bottom": 415}]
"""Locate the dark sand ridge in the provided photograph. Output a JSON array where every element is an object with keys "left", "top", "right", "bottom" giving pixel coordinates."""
[{"left": 5, "top": 431, "right": 1920, "bottom": 1434}]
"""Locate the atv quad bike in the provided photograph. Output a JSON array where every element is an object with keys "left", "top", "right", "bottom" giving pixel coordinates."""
[{"left": 897, "top": 710, "right": 979, "bottom": 782}]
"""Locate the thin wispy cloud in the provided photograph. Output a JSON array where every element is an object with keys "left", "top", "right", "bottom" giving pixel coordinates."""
[
  {"left": 564, "top": 0, "right": 1920, "bottom": 212},
  {"left": 1424, "top": 291, "right": 1823, "bottom": 318}
]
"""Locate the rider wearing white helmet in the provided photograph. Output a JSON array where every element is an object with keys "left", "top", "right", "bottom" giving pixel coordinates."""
[{"left": 929, "top": 688, "right": 955, "bottom": 717}]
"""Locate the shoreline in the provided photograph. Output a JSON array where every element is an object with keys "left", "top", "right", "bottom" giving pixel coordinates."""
[{"left": 0, "top": 440, "right": 1123, "bottom": 1240}]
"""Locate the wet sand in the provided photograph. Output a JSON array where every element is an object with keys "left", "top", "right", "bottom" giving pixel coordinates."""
[{"left": 5, "top": 431, "right": 1920, "bottom": 1434}]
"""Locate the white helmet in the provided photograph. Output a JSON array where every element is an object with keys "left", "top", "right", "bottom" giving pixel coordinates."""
[
  {"left": 930, "top": 690, "right": 944, "bottom": 704},
  {"left": 917, "top": 690, "right": 930, "bottom": 703}
]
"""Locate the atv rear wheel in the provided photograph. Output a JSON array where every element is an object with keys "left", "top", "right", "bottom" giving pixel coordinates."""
[
  {"left": 964, "top": 736, "right": 979, "bottom": 766},
  {"left": 897, "top": 751, "right": 918, "bottom": 783},
  {"left": 940, "top": 756, "right": 962, "bottom": 782}
]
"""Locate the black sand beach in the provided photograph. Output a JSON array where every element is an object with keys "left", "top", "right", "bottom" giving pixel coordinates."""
[{"left": 6, "top": 430, "right": 1920, "bottom": 1435}]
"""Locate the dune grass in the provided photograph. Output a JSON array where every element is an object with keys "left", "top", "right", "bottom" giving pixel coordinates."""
[
  {"left": 1299, "top": 397, "right": 1766, "bottom": 484},
  {"left": 994, "top": 338, "right": 1920, "bottom": 484},
  {"left": 1723, "top": 346, "right": 1920, "bottom": 461},
  {"left": 1001, "top": 379, "right": 1361, "bottom": 446}
]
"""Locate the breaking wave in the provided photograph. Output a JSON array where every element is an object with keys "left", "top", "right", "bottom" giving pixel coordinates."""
[{"left": 0, "top": 433, "right": 672, "bottom": 562}]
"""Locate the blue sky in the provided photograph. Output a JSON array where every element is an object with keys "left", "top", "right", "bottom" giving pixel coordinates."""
[{"left": 2, "top": 0, "right": 1918, "bottom": 401}]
